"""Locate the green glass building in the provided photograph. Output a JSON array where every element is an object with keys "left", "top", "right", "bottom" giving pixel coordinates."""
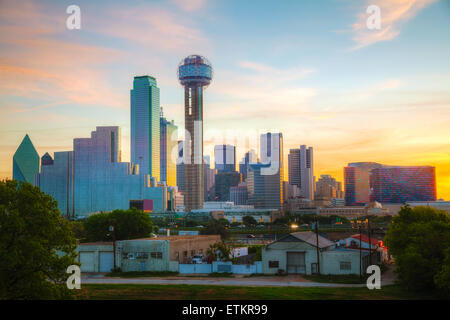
[
  {"left": 131, "top": 75, "right": 161, "bottom": 181},
  {"left": 13, "top": 134, "right": 39, "bottom": 184}
]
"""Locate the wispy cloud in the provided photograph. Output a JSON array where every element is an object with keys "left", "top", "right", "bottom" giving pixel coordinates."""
[
  {"left": 171, "top": 0, "right": 206, "bottom": 12},
  {"left": 351, "top": 0, "right": 437, "bottom": 50}
]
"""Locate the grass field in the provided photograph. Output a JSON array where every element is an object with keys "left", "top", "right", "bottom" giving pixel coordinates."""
[{"left": 76, "top": 284, "right": 430, "bottom": 300}]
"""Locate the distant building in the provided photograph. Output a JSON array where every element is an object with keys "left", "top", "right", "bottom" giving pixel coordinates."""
[
  {"left": 203, "top": 156, "right": 215, "bottom": 201},
  {"left": 13, "top": 134, "right": 39, "bottom": 184},
  {"left": 131, "top": 75, "right": 160, "bottom": 180},
  {"left": 176, "top": 140, "right": 185, "bottom": 192},
  {"left": 406, "top": 200, "right": 450, "bottom": 213},
  {"left": 288, "top": 145, "right": 314, "bottom": 200},
  {"left": 215, "top": 171, "right": 241, "bottom": 201},
  {"left": 214, "top": 144, "right": 236, "bottom": 172},
  {"left": 239, "top": 150, "right": 257, "bottom": 181},
  {"left": 316, "top": 174, "right": 343, "bottom": 199},
  {"left": 344, "top": 162, "right": 383, "bottom": 206},
  {"left": 370, "top": 166, "right": 436, "bottom": 203},
  {"left": 38, "top": 126, "right": 173, "bottom": 218},
  {"left": 230, "top": 183, "right": 248, "bottom": 205},
  {"left": 160, "top": 110, "right": 178, "bottom": 187},
  {"left": 247, "top": 163, "right": 283, "bottom": 209}
]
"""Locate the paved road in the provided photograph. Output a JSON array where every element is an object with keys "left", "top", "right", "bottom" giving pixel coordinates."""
[
  {"left": 82, "top": 276, "right": 368, "bottom": 287},
  {"left": 81, "top": 264, "right": 396, "bottom": 288}
]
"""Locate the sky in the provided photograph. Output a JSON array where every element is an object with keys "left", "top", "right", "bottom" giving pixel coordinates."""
[{"left": 0, "top": 0, "right": 449, "bottom": 199}]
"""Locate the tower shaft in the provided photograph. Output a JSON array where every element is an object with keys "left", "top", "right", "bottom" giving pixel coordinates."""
[{"left": 184, "top": 85, "right": 204, "bottom": 211}]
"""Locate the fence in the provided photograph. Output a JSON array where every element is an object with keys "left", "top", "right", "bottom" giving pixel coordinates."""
[{"left": 179, "top": 261, "right": 262, "bottom": 274}]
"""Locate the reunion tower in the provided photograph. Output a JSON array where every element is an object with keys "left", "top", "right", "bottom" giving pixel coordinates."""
[{"left": 178, "top": 55, "right": 213, "bottom": 211}]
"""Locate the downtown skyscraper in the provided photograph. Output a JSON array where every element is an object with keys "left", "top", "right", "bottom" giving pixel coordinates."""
[
  {"left": 130, "top": 75, "right": 160, "bottom": 181},
  {"left": 288, "top": 145, "right": 314, "bottom": 200}
]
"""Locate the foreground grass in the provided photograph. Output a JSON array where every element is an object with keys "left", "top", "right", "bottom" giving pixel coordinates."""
[{"left": 76, "top": 284, "right": 431, "bottom": 300}]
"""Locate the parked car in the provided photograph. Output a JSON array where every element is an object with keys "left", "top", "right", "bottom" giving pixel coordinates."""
[
  {"left": 247, "top": 234, "right": 256, "bottom": 238},
  {"left": 192, "top": 254, "right": 205, "bottom": 264}
]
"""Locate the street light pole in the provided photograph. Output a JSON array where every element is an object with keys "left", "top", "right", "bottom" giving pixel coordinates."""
[
  {"left": 314, "top": 216, "right": 320, "bottom": 275},
  {"left": 109, "top": 221, "right": 116, "bottom": 271}
]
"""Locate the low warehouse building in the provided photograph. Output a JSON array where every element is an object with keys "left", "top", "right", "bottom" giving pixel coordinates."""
[
  {"left": 77, "top": 242, "right": 114, "bottom": 273},
  {"left": 77, "top": 235, "right": 221, "bottom": 273},
  {"left": 262, "top": 232, "right": 368, "bottom": 275}
]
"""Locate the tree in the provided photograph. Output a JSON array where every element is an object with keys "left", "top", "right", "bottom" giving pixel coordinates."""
[
  {"left": 242, "top": 215, "right": 257, "bottom": 227},
  {"left": 200, "top": 219, "right": 230, "bottom": 239},
  {"left": 0, "top": 180, "right": 78, "bottom": 299},
  {"left": 385, "top": 205, "right": 450, "bottom": 294},
  {"left": 206, "top": 242, "right": 232, "bottom": 262},
  {"left": 83, "top": 208, "right": 153, "bottom": 242}
]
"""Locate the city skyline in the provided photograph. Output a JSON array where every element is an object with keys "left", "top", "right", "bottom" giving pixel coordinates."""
[{"left": 1, "top": 0, "right": 449, "bottom": 199}]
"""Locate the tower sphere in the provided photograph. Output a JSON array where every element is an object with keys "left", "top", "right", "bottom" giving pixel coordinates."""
[{"left": 177, "top": 55, "right": 213, "bottom": 87}]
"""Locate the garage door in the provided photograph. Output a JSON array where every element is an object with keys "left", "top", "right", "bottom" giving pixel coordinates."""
[
  {"left": 99, "top": 252, "right": 114, "bottom": 272},
  {"left": 286, "top": 252, "right": 306, "bottom": 274},
  {"left": 80, "top": 252, "right": 95, "bottom": 272}
]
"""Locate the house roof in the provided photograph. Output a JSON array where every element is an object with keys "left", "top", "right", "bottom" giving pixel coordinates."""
[
  {"left": 351, "top": 234, "right": 379, "bottom": 245},
  {"left": 269, "top": 231, "right": 335, "bottom": 249}
]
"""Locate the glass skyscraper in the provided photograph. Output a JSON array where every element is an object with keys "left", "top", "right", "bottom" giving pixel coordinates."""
[
  {"left": 131, "top": 75, "right": 160, "bottom": 181},
  {"left": 13, "top": 134, "right": 39, "bottom": 184},
  {"left": 288, "top": 145, "right": 314, "bottom": 200}
]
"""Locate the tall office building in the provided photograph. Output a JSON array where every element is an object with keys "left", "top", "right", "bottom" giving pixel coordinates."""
[
  {"left": 230, "top": 183, "right": 248, "bottom": 205},
  {"left": 13, "top": 134, "right": 39, "bottom": 184},
  {"left": 344, "top": 162, "right": 383, "bottom": 206},
  {"left": 370, "top": 166, "right": 436, "bottom": 203},
  {"left": 177, "top": 55, "right": 213, "bottom": 211},
  {"left": 258, "top": 133, "right": 284, "bottom": 208},
  {"left": 239, "top": 150, "right": 257, "bottom": 181},
  {"left": 131, "top": 75, "right": 160, "bottom": 181},
  {"left": 160, "top": 108, "right": 178, "bottom": 187},
  {"left": 247, "top": 163, "right": 283, "bottom": 209},
  {"left": 288, "top": 145, "right": 314, "bottom": 200},
  {"left": 214, "top": 144, "right": 236, "bottom": 172}
]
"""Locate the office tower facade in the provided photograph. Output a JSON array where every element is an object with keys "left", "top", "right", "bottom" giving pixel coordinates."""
[
  {"left": 259, "top": 132, "right": 284, "bottom": 208},
  {"left": 13, "top": 134, "right": 39, "bottom": 184},
  {"left": 315, "top": 174, "right": 343, "bottom": 199},
  {"left": 176, "top": 140, "right": 185, "bottom": 192},
  {"left": 38, "top": 126, "right": 171, "bottom": 218},
  {"left": 239, "top": 150, "right": 257, "bottom": 181},
  {"left": 230, "top": 183, "right": 248, "bottom": 205},
  {"left": 214, "top": 144, "right": 236, "bottom": 172},
  {"left": 178, "top": 55, "right": 213, "bottom": 211},
  {"left": 288, "top": 145, "right": 314, "bottom": 200},
  {"left": 131, "top": 75, "right": 160, "bottom": 180},
  {"left": 344, "top": 162, "right": 383, "bottom": 206},
  {"left": 160, "top": 112, "right": 178, "bottom": 187},
  {"left": 215, "top": 171, "right": 241, "bottom": 201},
  {"left": 370, "top": 166, "right": 437, "bottom": 203},
  {"left": 40, "top": 151, "right": 73, "bottom": 217}
]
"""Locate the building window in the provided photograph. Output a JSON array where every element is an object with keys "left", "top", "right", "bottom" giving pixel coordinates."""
[
  {"left": 269, "top": 261, "right": 279, "bottom": 268},
  {"left": 136, "top": 252, "right": 148, "bottom": 259},
  {"left": 340, "top": 261, "right": 351, "bottom": 270},
  {"left": 191, "top": 250, "right": 195, "bottom": 256},
  {"left": 122, "top": 252, "right": 129, "bottom": 260},
  {"left": 128, "top": 253, "right": 135, "bottom": 260},
  {"left": 199, "top": 249, "right": 203, "bottom": 254},
  {"left": 183, "top": 251, "right": 188, "bottom": 257},
  {"left": 150, "top": 252, "right": 163, "bottom": 259}
]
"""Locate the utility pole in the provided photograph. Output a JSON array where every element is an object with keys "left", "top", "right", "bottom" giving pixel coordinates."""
[
  {"left": 314, "top": 216, "right": 320, "bottom": 275},
  {"left": 109, "top": 220, "right": 116, "bottom": 271},
  {"left": 367, "top": 217, "right": 372, "bottom": 265},
  {"left": 359, "top": 224, "right": 362, "bottom": 281}
]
